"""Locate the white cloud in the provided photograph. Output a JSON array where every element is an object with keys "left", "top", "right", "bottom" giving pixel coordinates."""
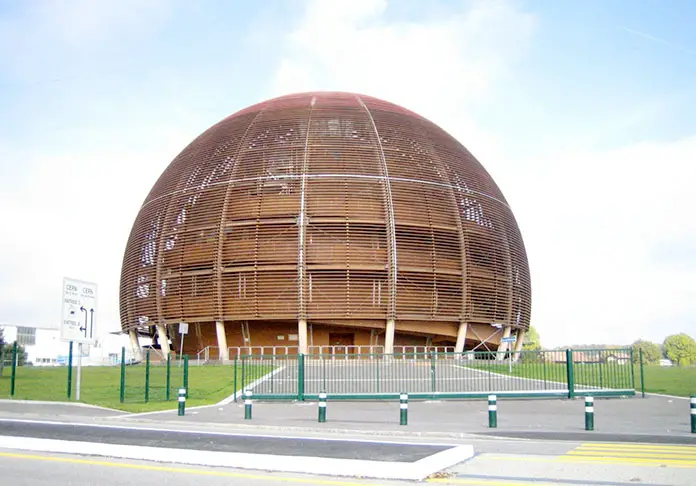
[
  {"left": 271, "top": 0, "right": 536, "bottom": 164},
  {"left": 269, "top": 0, "right": 696, "bottom": 347},
  {"left": 516, "top": 135, "right": 696, "bottom": 347}
]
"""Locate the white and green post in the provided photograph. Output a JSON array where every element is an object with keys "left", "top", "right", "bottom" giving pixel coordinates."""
[
  {"left": 488, "top": 395, "right": 497, "bottom": 428},
  {"left": 177, "top": 388, "right": 186, "bottom": 416},
  {"left": 244, "top": 390, "right": 253, "bottom": 420},
  {"left": 585, "top": 396, "right": 594, "bottom": 431},
  {"left": 400, "top": 393, "right": 408, "bottom": 426},
  {"left": 318, "top": 392, "right": 327, "bottom": 423}
]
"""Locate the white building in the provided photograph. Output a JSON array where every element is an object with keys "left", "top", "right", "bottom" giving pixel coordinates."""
[{"left": 1, "top": 324, "right": 136, "bottom": 366}]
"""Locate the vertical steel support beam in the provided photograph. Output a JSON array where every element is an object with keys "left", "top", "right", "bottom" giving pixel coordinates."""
[
  {"left": 215, "top": 321, "right": 229, "bottom": 362},
  {"left": 215, "top": 111, "right": 265, "bottom": 322},
  {"left": 357, "top": 96, "right": 397, "bottom": 353},
  {"left": 455, "top": 321, "right": 469, "bottom": 353},
  {"left": 156, "top": 323, "right": 170, "bottom": 357},
  {"left": 297, "top": 98, "right": 315, "bottom": 355}
]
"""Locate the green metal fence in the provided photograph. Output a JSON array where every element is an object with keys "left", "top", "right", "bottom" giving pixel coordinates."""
[
  {"left": 235, "top": 348, "right": 635, "bottom": 401},
  {"left": 120, "top": 349, "right": 188, "bottom": 404}
]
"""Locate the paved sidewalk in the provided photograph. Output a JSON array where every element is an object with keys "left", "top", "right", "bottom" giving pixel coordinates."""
[{"left": 116, "top": 395, "right": 695, "bottom": 442}]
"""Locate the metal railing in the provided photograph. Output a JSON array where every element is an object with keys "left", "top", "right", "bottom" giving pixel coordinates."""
[
  {"left": 235, "top": 348, "right": 635, "bottom": 401},
  {"left": 196, "top": 345, "right": 457, "bottom": 364}
]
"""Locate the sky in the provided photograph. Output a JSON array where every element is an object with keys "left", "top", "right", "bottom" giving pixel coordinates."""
[{"left": 0, "top": 0, "right": 694, "bottom": 349}]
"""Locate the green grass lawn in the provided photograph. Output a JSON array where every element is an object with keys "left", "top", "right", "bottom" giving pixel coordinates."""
[
  {"left": 635, "top": 365, "right": 696, "bottom": 397},
  {"left": 0, "top": 363, "right": 270, "bottom": 413},
  {"left": 465, "top": 361, "right": 694, "bottom": 397}
]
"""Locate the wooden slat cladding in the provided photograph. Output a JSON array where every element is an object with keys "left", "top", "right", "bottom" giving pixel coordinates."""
[{"left": 120, "top": 92, "right": 531, "bottom": 336}]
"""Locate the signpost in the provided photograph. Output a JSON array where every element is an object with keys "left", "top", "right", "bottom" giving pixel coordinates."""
[
  {"left": 61, "top": 277, "right": 97, "bottom": 401},
  {"left": 501, "top": 335, "right": 517, "bottom": 373},
  {"left": 178, "top": 322, "right": 188, "bottom": 365}
]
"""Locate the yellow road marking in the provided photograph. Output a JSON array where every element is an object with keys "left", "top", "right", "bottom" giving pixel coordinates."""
[
  {"left": 428, "top": 479, "right": 557, "bottom": 485},
  {"left": 569, "top": 450, "right": 696, "bottom": 459},
  {"left": 576, "top": 443, "right": 696, "bottom": 452},
  {"left": 561, "top": 443, "right": 696, "bottom": 468},
  {"left": 559, "top": 456, "right": 696, "bottom": 468},
  {"left": 0, "top": 452, "right": 381, "bottom": 485}
]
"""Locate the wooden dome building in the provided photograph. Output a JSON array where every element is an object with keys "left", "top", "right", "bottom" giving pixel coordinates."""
[{"left": 119, "top": 92, "right": 531, "bottom": 359}]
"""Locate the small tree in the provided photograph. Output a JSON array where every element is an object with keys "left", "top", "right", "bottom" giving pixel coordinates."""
[
  {"left": 520, "top": 326, "right": 542, "bottom": 362},
  {"left": 631, "top": 339, "right": 661, "bottom": 364},
  {"left": 1, "top": 343, "right": 27, "bottom": 367},
  {"left": 522, "top": 326, "right": 541, "bottom": 351},
  {"left": 663, "top": 333, "right": 696, "bottom": 366}
]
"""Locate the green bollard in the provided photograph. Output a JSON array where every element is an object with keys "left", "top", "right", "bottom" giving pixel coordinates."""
[
  {"left": 690, "top": 395, "right": 695, "bottom": 434},
  {"left": 318, "top": 392, "right": 327, "bottom": 423},
  {"left": 585, "top": 396, "right": 594, "bottom": 431},
  {"left": 399, "top": 393, "right": 408, "bottom": 426},
  {"left": 488, "top": 394, "right": 497, "bottom": 428},
  {"left": 178, "top": 388, "right": 186, "bottom": 416},
  {"left": 244, "top": 390, "right": 253, "bottom": 420}
]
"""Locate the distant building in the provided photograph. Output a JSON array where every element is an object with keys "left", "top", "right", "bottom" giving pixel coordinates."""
[{"left": 1, "top": 324, "right": 134, "bottom": 366}]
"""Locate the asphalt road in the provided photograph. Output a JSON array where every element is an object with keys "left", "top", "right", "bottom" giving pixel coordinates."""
[
  {"left": 0, "top": 418, "right": 450, "bottom": 462},
  {"left": 2, "top": 442, "right": 695, "bottom": 486}
]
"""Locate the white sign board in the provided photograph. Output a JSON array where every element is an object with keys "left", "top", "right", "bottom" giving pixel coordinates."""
[
  {"left": 178, "top": 322, "right": 189, "bottom": 335},
  {"left": 501, "top": 336, "right": 517, "bottom": 344},
  {"left": 61, "top": 277, "right": 98, "bottom": 344}
]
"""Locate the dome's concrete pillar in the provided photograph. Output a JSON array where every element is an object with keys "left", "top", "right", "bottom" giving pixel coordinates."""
[
  {"left": 384, "top": 319, "right": 395, "bottom": 354},
  {"left": 128, "top": 330, "right": 143, "bottom": 361},
  {"left": 455, "top": 321, "right": 469, "bottom": 353},
  {"left": 513, "top": 329, "right": 526, "bottom": 362},
  {"left": 156, "top": 323, "right": 170, "bottom": 357},
  {"left": 496, "top": 326, "right": 512, "bottom": 361},
  {"left": 216, "top": 321, "right": 229, "bottom": 362},
  {"left": 298, "top": 319, "right": 308, "bottom": 354}
]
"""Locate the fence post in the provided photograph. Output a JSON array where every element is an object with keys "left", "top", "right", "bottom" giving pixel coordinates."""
[
  {"left": 566, "top": 349, "right": 575, "bottom": 399},
  {"left": 298, "top": 353, "right": 305, "bottom": 401},
  {"left": 690, "top": 395, "right": 695, "bottom": 434},
  {"left": 318, "top": 392, "right": 327, "bottom": 423},
  {"left": 66, "top": 341, "right": 73, "bottom": 399},
  {"left": 233, "top": 354, "right": 238, "bottom": 403},
  {"left": 183, "top": 355, "right": 189, "bottom": 398},
  {"left": 10, "top": 341, "right": 17, "bottom": 397},
  {"left": 585, "top": 396, "right": 594, "bottom": 431},
  {"left": 240, "top": 354, "right": 246, "bottom": 396},
  {"left": 430, "top": 351, "right": 436, "bottom": 397},
  {"left": 166, "top": 354, "right": 171, "bottom": 401},
  {"left": 178, "top": 388, "right": 186, "bottom": 416},
  {"left": 639, "top": 348, "right": 645, "bottom": 398},
  {"left": 119, "top": 347, "right": 126, "bottom": 403},
  {"left": 144, "top": 350, "right": 150, "bottom": 403},
  {"left": 400, "top": 392, "right": 408, "bottom": 426},
  {"left": 244, "top": 390, "right": 253, "bottom": 420},
  {"left": 488, "top": 394, "right": 497, "bottom": 428}
]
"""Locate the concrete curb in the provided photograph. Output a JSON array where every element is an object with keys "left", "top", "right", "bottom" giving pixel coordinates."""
[
  {"left": 0, "top": 435, "right": 474, "bottom": 480},
  {"left": 0, "top": 399, "right": 124, "bottom": 413}
]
